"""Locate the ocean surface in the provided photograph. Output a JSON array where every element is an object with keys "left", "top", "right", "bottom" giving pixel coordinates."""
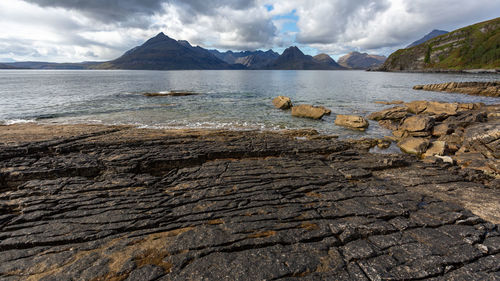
[{"left": 0, "top": 69, "right": 498, "bottom": 138}]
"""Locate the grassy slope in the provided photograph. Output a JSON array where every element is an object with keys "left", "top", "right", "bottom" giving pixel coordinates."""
[{"left": 384, "top": 17, "right": 500, "bottom": 70}]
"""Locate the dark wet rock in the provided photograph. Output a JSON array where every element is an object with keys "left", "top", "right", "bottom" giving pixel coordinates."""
[{"left": 0, "top": 124, "right": 499, "bottom": 280}]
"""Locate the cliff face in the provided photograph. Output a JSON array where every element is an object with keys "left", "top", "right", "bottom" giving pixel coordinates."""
[{"left": 380, "top": 17, "right": 500, "bottom": 71}]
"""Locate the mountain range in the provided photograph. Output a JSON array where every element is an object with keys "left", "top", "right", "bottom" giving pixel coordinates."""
[
  {"left": 337, "top": 52, "right": 386, "bottom": 69},
  {"left": 380, "top": 17, "right": 500, "bottom": 71}
]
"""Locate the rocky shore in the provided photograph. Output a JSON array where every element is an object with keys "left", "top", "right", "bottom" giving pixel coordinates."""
[
  {"left": 413, "top": 82, "right": 500, "bottom": 97},
  {"left": 0, "top": 124, "right": 499, "bottom": 280}
]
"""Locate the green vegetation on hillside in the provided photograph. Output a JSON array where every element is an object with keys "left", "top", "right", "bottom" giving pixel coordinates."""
[{"left": 382, "top": 17, "right": 500, "bottom": 71}]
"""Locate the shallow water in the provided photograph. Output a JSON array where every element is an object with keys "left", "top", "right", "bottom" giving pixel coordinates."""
[{"left": 0, "top": 69, "right": 498, "bottom": 138}]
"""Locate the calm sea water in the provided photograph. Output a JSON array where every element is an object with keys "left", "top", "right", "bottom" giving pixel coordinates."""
[{"left": 0, "top": 70, "right": 498, "bottom": 138}]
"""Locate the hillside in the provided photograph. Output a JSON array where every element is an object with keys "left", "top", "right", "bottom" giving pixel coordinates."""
[
  {"left": 312, "top": 53, "right": 344, "bottom": 69},
  {"left": 380, "top": 17, "right": 500, "bottom": 71},
  {"left": 406, "top": 30, "right": 448, "bottom": 48},
  {"left": 337, "top": 52, "right": 386, "bottom": 69},
  {"left": 95, "top": 32, "right": 234, "bottom": 70}
]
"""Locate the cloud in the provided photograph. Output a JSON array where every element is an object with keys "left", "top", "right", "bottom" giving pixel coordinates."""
[{"left": 1, "top": 0, "right": 499, "bottom": 62}]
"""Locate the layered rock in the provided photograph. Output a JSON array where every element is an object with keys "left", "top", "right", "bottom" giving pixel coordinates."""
[
  {"left": 0, "top": 124, "right": 499, "bottom": 280},
  {"left": 369, "top": 101, "right": 500, "bottom": 178},
  {"left": 334, "top": 115, "right": 369, "bottom": 130},
  {"left": 413, "top": 81, "right": 500, "bottom": 97}
]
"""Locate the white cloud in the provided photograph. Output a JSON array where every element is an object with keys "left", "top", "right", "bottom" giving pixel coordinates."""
[{"left": 0, "top": 0, "right": 498, "bottom": 62}]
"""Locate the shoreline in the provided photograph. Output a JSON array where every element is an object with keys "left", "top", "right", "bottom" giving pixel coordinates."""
[{"left": 0, "top": 123, "right": 499, "bottom": 280}]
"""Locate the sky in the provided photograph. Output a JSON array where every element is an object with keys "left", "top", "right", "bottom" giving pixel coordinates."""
[{"left": 0, "top": 0, "right": 499, "bottom": 63}]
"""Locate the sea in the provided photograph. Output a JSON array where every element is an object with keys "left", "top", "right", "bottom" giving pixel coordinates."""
[{"left": 0, "top": 69, "right": 498, "bottom": 138}]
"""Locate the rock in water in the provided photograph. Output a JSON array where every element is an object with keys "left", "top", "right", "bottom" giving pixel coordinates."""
[
  {"left": 334, "top": 115, "right": 369, "bottom": 130},
  {"left": 398, "top": 137, "right": 430, "bottom": 155},
  {"left": 291, "top": 104, "right": 329, "bottom": 119},
  {"left": 272, "top": 96, "right": 292, "bottom": 109}
]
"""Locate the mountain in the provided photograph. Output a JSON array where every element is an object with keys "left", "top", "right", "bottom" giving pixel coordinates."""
[
  {"left": 210, "top": 49, "right": 279, "bottom": 69},
  {"left": 0, "top": 63, "right": 26, "bottom": 69},
  {"left": 95, "top": 32, "right": 235, "bottom": 70},
  {"left": 406, "top": 30, "right": 449, "bottom": 48},
  {"left": 3, "top": 61, "right": 100, "bottom": 69},
  {"left": 266, "top": 47, "right": 344, "bottom": 70},
  {"left": 337, "top": 52, "right": 386, "bottom": 69},
  {"left": 313, "top": 53, "right": 344, "bottom": 69},
  {"left": 380, "top": 17, "right": 500, "bottom": 71}
]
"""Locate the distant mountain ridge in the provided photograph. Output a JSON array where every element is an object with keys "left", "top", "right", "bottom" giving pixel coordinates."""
[
  {"left": 406, "top": 30, "right": 448, "bottom": 48},
  {"left": 265, "top": 47, "right": 344, "bottom": 70},
  {"left": 3, "top": 33, "right": 347, "bottom": 70},
  {"left": 337, "top": 52, "right": 386, "bottom": 69},
  {"left": 210, "top": 49, "right": 279, "bottom": 69},
  {"left": 380, "top": 17, "right": 500, "bottom": 71}
]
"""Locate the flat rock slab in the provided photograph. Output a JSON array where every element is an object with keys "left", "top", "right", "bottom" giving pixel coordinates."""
[{"left": 0, "top": 124, "right": 499, "bottom": 280}]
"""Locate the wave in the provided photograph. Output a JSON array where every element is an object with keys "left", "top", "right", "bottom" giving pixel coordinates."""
[{"left": 0, "top": 119, "right": 36, "bottom": 125}]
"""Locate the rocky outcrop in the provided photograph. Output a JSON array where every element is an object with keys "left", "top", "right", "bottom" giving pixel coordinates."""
[
  {"left": 413, "top": 81, "right": 500, "bottom": 97},
  {"left": 369, "top": 101, "right": 500, "bottom": 178},
  {"left": 272, "top": 96, "right": 293, "bottom": 109},
  {"left": 0, "top": 124, "right": 499, "bottom": 280},
  {"left": 291, "top": 104, "right": 331, "bottom": 119},
  {"left": 334, "top": 115, "right": 369, "bottom": 130}
]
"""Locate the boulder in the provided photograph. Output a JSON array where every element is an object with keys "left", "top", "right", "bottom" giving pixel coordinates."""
[
  {"left": 398, "top": 137, "right": 429, "bottom": 155},
  {"left": 317, "top": 106, "right": 332, "bottom": 115},
  {"left": 400, "top": 115, "right": 435, "bottom": 133},
  {"left": 367, "top": 106, "right": 409, "bottom": 121},
  {"left": 425, "top": 101, "right": 459, "bottom": 115},
  {"left": 423, "top": 141, "right": 447, "bottom": 158},
  {"left": 405, "top": 101, "right": 428, "bottom": 114},
  {"left": 272, "top": 96, "right": 292, "bottom": 110},
  {"left": 291, "top": 104, "right": 328, "bottom": 120},
  {"left": 334, "top": 115, "right": 369, "bottom": 130},
  {"left": 432, "top": 123, "right": 453, "bottom": 137}
]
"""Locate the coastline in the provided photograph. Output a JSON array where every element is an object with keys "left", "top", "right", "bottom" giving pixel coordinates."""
[{"left": 0, "top": 123, "right": 499, "bottom": 280}]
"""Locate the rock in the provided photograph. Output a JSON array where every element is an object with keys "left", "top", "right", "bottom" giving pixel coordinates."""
[
  {"left": 438, "top": 133, "right": 463, "bottom": 152},
  {"left": 432, "top": 123, "right": 453, "bottom": 137},
  {"left": 143, "top": 91, "right": 198, "bottom": 97},
  {"left": 400, "top": 115, "right": 435, "bottom": 133},
  {"left": 291, "top": 104, "right": 329, "bottom": 119},
  {"left": 398, "top": 137, "right": 430, "bottom": 155},
  {"left": 462, "top": 121, "right": 500, "bottom": 159},
  {"left": 405, "top": 101, "right": 428, "bottom": 114},
  {"left": 425, "top": 101, "right": 459, "bottom": 116},
  {"left": 0, "top": 124, "right": 500, "bottom": 280},
  {"left": 412, "top": 81, "right": 500, "bottom": 97},
  {"left": 423, "top": 141, "right": 446, "bottom": 158},
  {"left": 378, "top": 120, "right": 399, "bottom": 130},
  {"left": 334, "top": 115, "right": 369, "bottom": 130},
  {"left": 317, "top": 106, "right": 332, "bottom": 115},
  {"left": 272, "top": 96, "right": 292, "bottom": 110},
  {"left": 435, "top": 155, "right": 454, "bottom": 164},
  {"left": 367, "top": 106, "right": 409, "bottom": 121},
  {"left": 374, "top": 100, "right": 404, "bottom": 105}
]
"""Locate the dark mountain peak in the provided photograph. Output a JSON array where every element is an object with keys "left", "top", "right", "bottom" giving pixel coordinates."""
[
  {"left": 177, "top": 40, "right": 192, "bottom": 48},
  {"left": 282, "top": 46, "right": 304, "bottom": 56}
]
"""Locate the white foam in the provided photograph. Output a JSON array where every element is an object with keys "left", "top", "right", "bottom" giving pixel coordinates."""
[{"left": 1, "top": 119, "right": 36, "bottom": 125}]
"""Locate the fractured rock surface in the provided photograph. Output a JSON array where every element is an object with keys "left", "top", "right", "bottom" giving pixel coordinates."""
[{"left": 0, "top": 124, "right": 499, "bottom": 280}]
